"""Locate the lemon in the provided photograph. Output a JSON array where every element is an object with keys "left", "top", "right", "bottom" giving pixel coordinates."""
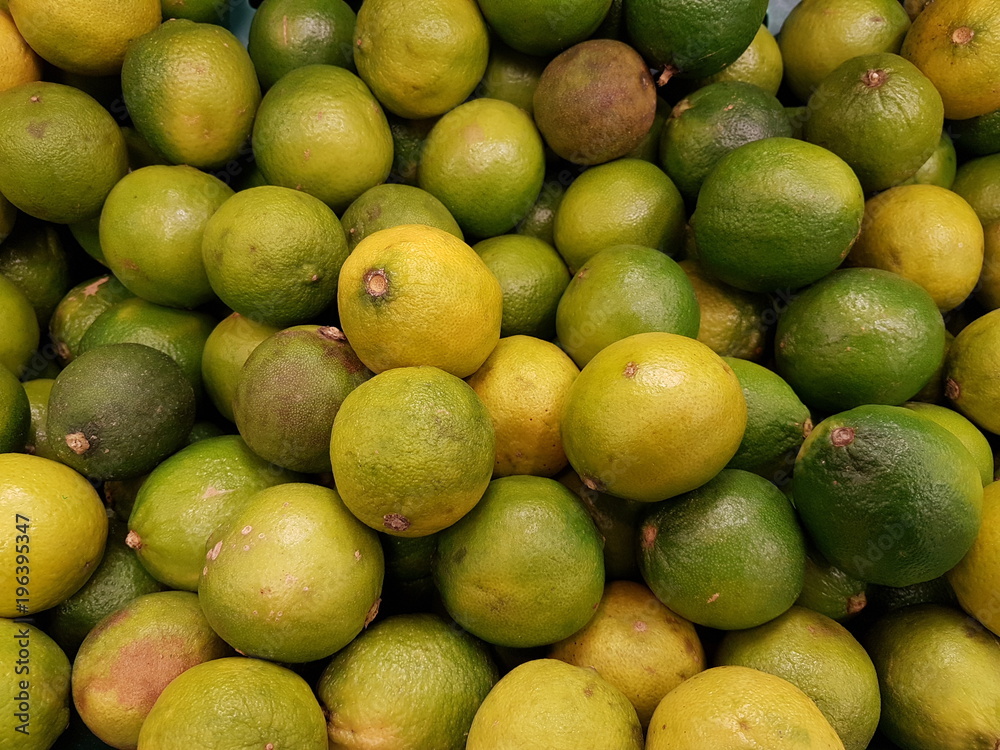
[
  {"left": 950, "top": 481, "right": 1000, "bottom": 635},
  {"left": 778, "top": 0, "right": 911, "bottom": 102},
  {"left": 247, "top": 0, "right": 356, "bottom": 90},
  {"left": 317, "top": 613, "right": 498, "bottom": 750},
  {"left": 199, "top": 483, "right": 383, "bottom": 663},
  {"left": 0, "top": 82, "right": 128, "bottom": 224},
  {"left": 901, "top": 0, "right": 1000, "bottom": 120},
  {"left": 0, "top": 454, "right": 108, "bottom": 617},
  {"left": 353, "top": 0, "right": 489, "bottom": 119},
  {"left": 561, "top": 332, "right": 747, "bottom": 502},
  {"left": 678, "top": 260, "right": 767, "bottom": 362},
  {"left": 946, "top": 307, "right": 1000, "bottom": 434},
  {"left": 252, "top": 64, "right": 393, "bottom": 212},
  {"left": 473, "top": 235, "right": 570, "bottom": 339},
  {"left": 419, "top": 98, "right": 546, "bottom": 239},
  {"left": 8, "top": 0, "right": 160, "bottom": 76},
  {"left": 341, "top": 183, "right": 463, "bottom": 252},
  {"left": 137, "top": 657, "right": 328, "bottom": 750},
  {"left": 0, "top": 619, "right": 70, "bottom": 748},
  {"left": 848, "top": 185, "right": 983, "bottom": 310},
  {"left": 469, "top": 660, "right": 642, "bottom": 748},
  {"left": 330, "top": 366, "right": 495, "bottom": 536},
  {"left": 202, "top": 185, "right": 349, "bottom": 327},
  {"left": 0, "top": 8, "right": 40, "bottom": 92},
  {"left": 122, "top": 19, "right": 262, "bottom": 169},
  {"left": 337, "top": 224, "right": 502, "bottom": 377},
  {"left": 553, "top": 159, "right": 686, "bottom": 273},
  {"left": 549, "top": 581, "right": 705, "bottom": 728},
  {"left": 200, "top": 312, "right": 279, "bottom": 423},
  {"left": 556, "top": 245, "right": 700, "bottom": 368},
  {"left": 646, "top": 666, "right": 845, "bottom": 749},
  {"left": 467, "top": 335, "right": 579, "bottom": 478},
  {"left": 100, "top": 165, "right": 233, "bottom": 309}
]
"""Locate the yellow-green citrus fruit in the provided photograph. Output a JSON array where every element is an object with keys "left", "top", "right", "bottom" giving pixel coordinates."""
[
  {"left": 848, "top": 184, "right": 983, "bottom": 311},
  {"left": 794, "top": 405, "right": 984, "bottom": 586},
  {"left": 252, "top": 64, "right": 393, "bottom": 212},
  {"left": 467, "top": 335, "right": 579, "bottom": 478},
  {"left": 0, "top": 366, "right": 29, "bottom": 452},
  {"left": 691, "top": 137, "right": 865, "bottom": 293},
  {"left": 21, "top": 377, "right": 56, "bottom": 460},
  {"left": 0, "top": 453, "right": 108, "bottom": 617},
  {"left": 904, "top": 402, "right": 995, "bottom": 486},
  {"left": 137, "top": 657, "right": 328, "bottom": 750},
  {"left": 803, "top": 53, "right": 944, "bottom": 192},
  {"left": 865, "top": 605, "right": 1000, "bottom": 748},
  {"left": 46, "top": 343, "right": 196, "bottom": 480},
  {"left": 199, "top": 483, "right": 383, "bottom": 663},
  {"left": 202, "top": 185, "right": 349, "bottom": 327},
  {"left": 0, "top": 82, "right": 128, "bottom": 224},
  {"left": 48, "top": 275, "right": 133, "bottom": 364},
  {"left": 161, "top": 0, "right": 231, "bottom": 23},
  {"left": 796, "top": 549, "right": 869, "bottom": 623},
  {"left": 646, "top": 666, "right": 845, "bottom": 749},
  {"left": 337, "top": 224, "right": 502, "bottom": 378},
  {"left": 476, "top": 0, "right": 611, "bottom": 57},
  {"left": 626, "top": 0, "right": 768, "bottom": 79},
  {"left": 553, "top": 159, "right": 686, "bottom": 273},
  {"left": 715, "top": 606, "right": 881, "bottom": 750},
  {"left": 774, "top": 268, "right": 946, "bottom": 413},
  {"left": 701, "top": 25, "right": 784, "bottom": 96},
  {"left": 200, "top": 312, "right": 280, "bottom": 423},
  {"left": 467, "top": 659, "right": 642, "bottom": 750},
  {"left": 8, "top": 0, "right": 160, "bottom": 76},
  {"left": 70, "top": 591, "right": 232, "bottom": 749},
  {"left": 353, "top": 0, "right": 489, "bottom": 119},
  {"left": 247, "top": 0, "right": 356, "bottom": 90},
  {"left": 100, "top": 165, "right": 233, "bottom": 309},
  {"left": 778, "top": 0, "right": 911, "bottom": 102},
  {"left": 899, "top": 131, "right": 958, "bottom": 187},
  {"left": 949, "top": 481, "right": 1000, "bottom": 635},
  {"left": 946, "top": 308, "right": 1000, "bottom": 434},
  {"left": 476, "top": 39, "right": 547, "bottom": 115},
  {"left": 233, "top": 325, "right": 372, "bottom": 474},
  {"left": 330, "top": 366, "right": 495, "bottom": 536},
  {"left": 341, "top": 183, "right": 463, "bottom": 252},
  {"left": 952, "top": 152, "right": 1000, "bottom": 224},
  {"left": 561, "top": 332, "right": 747, "bottom": 502},
  {"left": 0, "top": 619, "right": 70, "bottom": 747},
  {"left": 0, "top": 8, "right": 41, "bottom": 92},
  {"left": 122, "top": 20, "right": 262, "bottom": 169},
  {"left": 473, "top": 235, "right": 570, "bottom": 340},
  {"left": 435, "top": 476, "right": 604, "bottom": 648},
  {"left": 317, "top": 613, "right": 498, "bottom": 750},
  {"left": 556, "top": 245, "right": 700, "bottom": 368},
  {"left": 127, "top": 435, "right": 300, "bottom": 591},
  {"left": 0, "top": 220, "right": 70, "bottom": 328},
  {"left": 639, "top": 469, "right": 806, "bottom": 630},
  {"left": 418, "top": 98, "right": 546, "bottom": 239},
  {"left": 549, "top": 581, "right": 705, "bottom": 728}
]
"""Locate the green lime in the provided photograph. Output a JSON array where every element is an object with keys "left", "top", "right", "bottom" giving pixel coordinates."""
[
  {"left": 341, "top": 183, "right": 463, "bottom": 252},
  {"left": 475, "top": 0, "right": 611, "bottom": 56},
  {"left": 0, "top": 619, "right": 70, "bottom": 747},
  {"left": 796, "top": 548, "right": 869, "bottom": 622},
  {"left": 0, "top": 365, "right": 29, "bottom": 452},
  {"left": 49, "top": 274, "right": 133, "bottom": 364},
  {"left": 0, "top": 219, "right": 70, "bottom": 327},
  {"left": 475, "top": 38, "right": 546, "bottom": 115},
  {"left": 700, "top": 25, "right": 783, "bottom": 96},
  {"left": 200, "top": 312, "right": 280, "bottom": 423},
  {"left": 21, "top": 377, "right": 56, "bottom": 459},
  {"left": 904, "top": 402, "right": 994, "bottom": 485}
]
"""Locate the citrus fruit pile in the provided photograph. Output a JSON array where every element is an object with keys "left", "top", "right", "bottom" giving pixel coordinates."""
[{"left": 2, "top": 0, "right": 1000, "bottom": 747}]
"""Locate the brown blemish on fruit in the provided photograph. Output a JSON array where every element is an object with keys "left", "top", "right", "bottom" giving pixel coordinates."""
[
  {"left": 670, "top": 99, "right": 693, "bottom": 119},
  {"left": 319, "top": 326, "right": 346, "bottom": 341},
  {"left": 383, "top": 513, "right": 410, "bottom": 531},
  {"left": 624, "top": 361, "right": 638, "bottom": 379},
  {"left": 126, "top": 530, "right": 142, "bottom": 550},
  {"left": 583, "top": 686, "right": 594, "bottom": 697},
  {"left": 29, "top": 95, "right": 40, "bottom": 103},
  {"left": 862, "top": 68, "right": 888, "bottom": 88},
  {"left": 241, "top": 525, "right": 253, "bottom": 535},
  {"left": 304, "top": 149, "right": 311, "bottom": 161},
  {"left": 634, "top": 620, "right": 647, "bottom": 632},
  {"left": 582, "top": 475, "right": 606, "bottom": 493},
  {"left": 207, "top": 541, "right": 223, "bottom": 561},
  {"left": 364, "top": 268, "right": 389, "bottom": 298},
  {"left": 364, "top": 597, "right": 380, "bottom": 627},
  {"left": 354, "top": 549, "right": 362, "bottom": 561},
  {"left": 952, "top": 26, "right": 975, "bottom": 45},
  {"left": 847, "top": 592, "right": 867, "bottom": 615},
  {"left": 66, "top": 432, "right": 90, "bottom": 454},
  {"left": 282, "top": 13, "right": 289, "bottom": 45},
  {"left": 55, "top": 341, "right": 70, "bottom": 360},
  {"left": 641, "top": 524, "right": 657, "bottom": 550},
  {"left": 83, "top": 278, "right": 109, "bottom": 296},
  {"left": 310, "top": 274, "right": 319, "bottom": 282},
  {"left": 946, "top": 378, "right": 961, "bottom": 400},
  {"left": 831, "top": 427, "right": 855, "bottom": 446},
  {"left": 706, "top": 593, "right": 720, "bottom": 604}
]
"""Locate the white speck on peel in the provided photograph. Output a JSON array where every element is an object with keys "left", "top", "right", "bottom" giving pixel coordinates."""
[
  {"left": 258, "top": 533, "right": 265, "bottom": 539},
  {"left": 285, "top": 574, "right": 298, "bottom": 585},
  {"left": 202, "top": 566, "right": 208, "bottom": 576},
  {"left": 266, "top": 744, "right": 274, "bottom": 750},
  {"left": 241, "top": 525, "right": 253, "bottom": 535},
  {"left": 207, "top": 541, "right": 223, "bottom": 561},
  {"left": 634, "top": 620, "right": 647, "bottom": 632},
  {"left": 354, "top": 550, "right": 362, "bottom": 561},
  {"left": 707, "top": 593, "right": 720, "bottom": 604},
  {"left": 303, "top": 586, "right": 309, "bottom": 592},
  {"left": 243, "top": 545, "right": 250, "bottom": 551}
]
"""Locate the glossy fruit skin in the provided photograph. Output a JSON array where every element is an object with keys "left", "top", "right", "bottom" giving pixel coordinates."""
[
  {"left": 626, "top": 0, "right": 768, "bottom": 78},
  {"left": 794, "top": 405, "right": 984, "bottom": 587},
  {"left": 475, "top": 0, "right": 612, "bottom": 57}
]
